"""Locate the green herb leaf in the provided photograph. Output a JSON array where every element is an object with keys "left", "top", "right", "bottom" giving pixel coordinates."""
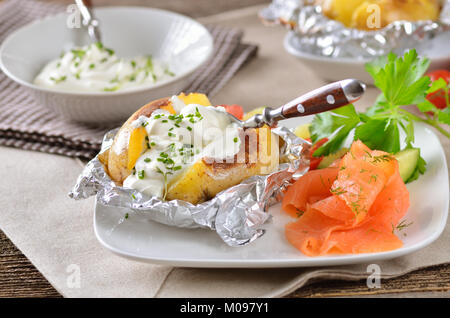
[
  {"left": 437, "top": 107, "right": 450, "bottom": 125},
  {"left": 354, "top": 119, "right": 401, "bottom": 153},
  {"left": 310, "top": 104, "right": 360, "bottom": 157},
  {"left": 366, "top": 50, "right": 430, "bottom": 106}
]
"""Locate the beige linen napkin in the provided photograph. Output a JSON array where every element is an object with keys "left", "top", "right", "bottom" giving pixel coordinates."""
[{"left": 0, "top": 5, "right": 448, "bottom": 297}]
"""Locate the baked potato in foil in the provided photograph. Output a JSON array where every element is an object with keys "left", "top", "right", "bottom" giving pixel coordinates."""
[{"left": 100, "top": 93, "right": 280, "bottom": 205}]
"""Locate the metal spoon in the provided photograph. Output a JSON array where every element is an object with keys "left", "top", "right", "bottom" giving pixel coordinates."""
[
  {"left": 75, "top": 0, "right": 102, "bottom": 43},
  {"left": 236, "top": 79, "right": 366, "bottom": 128}
]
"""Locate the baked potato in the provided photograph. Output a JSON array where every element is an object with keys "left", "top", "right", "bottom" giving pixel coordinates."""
[
  {"left": 101, "top": 93, "right": 280, "bottom": 204},
  {"left": 319, "top": 0, "right": 440, "bottom": 30},
  {"left": 166, "top": 125, "right": 279, "bottom": 203}
]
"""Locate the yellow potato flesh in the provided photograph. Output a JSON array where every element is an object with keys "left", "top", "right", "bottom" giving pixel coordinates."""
[
  {"left": 160, "top": 104, "right": 176, "bottom": 114},
  {"left": 178, "top": 92, "right": 211, "bottom": 106},
  {"left": 243, "top": 107, "right": 265, "bottom": 121},
  {"left": 294, "top": 123, "right": 311, "bottom": 140},
  {"left": 322, "top": 0, "right": 440, "bottom": 30},
  {"left": 321, "top": 0, "right": 367, "bottom": 27},
  {"left": 127, "top": 127, "right": 147, "bottom": 171}
]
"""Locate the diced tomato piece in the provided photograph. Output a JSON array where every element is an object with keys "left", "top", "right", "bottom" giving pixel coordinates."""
[
  {"left": 425, "top": 69, "right": 450, "bottom": 113},
  {"left": 309, "top": 138, "right": 327, "bottom": 170},
  {"left": 427, "top": 69, "right": 450, "bottom": 83},
  {"left": 218, "top": 104, "right": 244, "bottom": 120}
]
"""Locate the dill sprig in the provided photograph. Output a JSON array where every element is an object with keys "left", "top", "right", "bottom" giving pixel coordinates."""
[{"left": 392, "top": 219, "right": 413, "bottom": 234}]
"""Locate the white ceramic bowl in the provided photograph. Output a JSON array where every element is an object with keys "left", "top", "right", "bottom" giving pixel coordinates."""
[
  {"left": 284, "top": 31, "right": 450, "bottom": 84},
  {"left": 0, "top": 7, "right": 213, "bottom": 123}
]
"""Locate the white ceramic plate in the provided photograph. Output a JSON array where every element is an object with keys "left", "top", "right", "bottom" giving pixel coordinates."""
[
  {"left": 284, "top": 31, "right": 450, "bottom": 84},
  {"left": 94, "top": 117, "right": 449, "bottom": 268}
]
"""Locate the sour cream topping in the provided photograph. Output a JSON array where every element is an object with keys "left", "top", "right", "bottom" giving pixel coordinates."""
[
  {"left": 33, "top": 43, "right": 175, "bottom": 92},
  {"left": 123, "top": 96, "right": 242, "bottom": 199}
]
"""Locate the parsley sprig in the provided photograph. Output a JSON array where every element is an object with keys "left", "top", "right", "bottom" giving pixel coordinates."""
[{"left": 310, "top": 49, "right": 449, "bottom": 183}]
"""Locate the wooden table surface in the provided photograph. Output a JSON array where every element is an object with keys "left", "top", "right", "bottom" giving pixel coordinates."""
[{"left": 0, "top": 0, "right": 449, "bottom": 298}]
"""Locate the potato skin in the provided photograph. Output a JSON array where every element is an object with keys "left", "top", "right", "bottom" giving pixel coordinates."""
[{"left": 107, "top": 98, "right": 171, "bottom": 184}]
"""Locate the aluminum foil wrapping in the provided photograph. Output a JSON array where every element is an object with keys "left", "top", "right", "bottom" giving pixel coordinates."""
[
  {"left": 69, "top": 126, "right": 311, "bottom": 247},
  {"left": 260, "top": 0, "right": 450, "bottom": 59}
]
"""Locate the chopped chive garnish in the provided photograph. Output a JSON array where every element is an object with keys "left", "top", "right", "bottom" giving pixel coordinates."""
[
  {"left": 187, "top": 126, "right": 192, "bottom": 131},
  {"left": 173, "top": 166, "right": 182, "bottom": 171},
  {"left": 89, "top": 63, "right": 95, "bottom": 69},
  {"left": 71, "top": 49, "right": 86, "bottom": 60},
  {"left": 144, "top": 158, "right": 151, "bottom": 163},
  {"left": 164, "top": 68, "right": 175, "bottom": 77},
  {"left": 138, "top": 170, "right": 145, "bottom": 179},
  {"left": 49, "top": 75, "right": 67, "bottom": 83},
  {"left": 103, "top": 85, "right": 120, "bottom": 92},
  {"left": 233, "top": 137, "right": 238, "bottom": 143}
]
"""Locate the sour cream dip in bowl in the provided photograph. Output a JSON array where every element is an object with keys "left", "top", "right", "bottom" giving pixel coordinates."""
[{"left": 0, "top": 7, "right": 213, "bottom": 123}]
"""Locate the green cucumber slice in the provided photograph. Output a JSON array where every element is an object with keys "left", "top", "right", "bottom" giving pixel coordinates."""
[
  {"left": 395, "top": 148, "right": 420, "bottom": 182},
  {"left": 318, "top": 148, "right": 349, "bottom": 169}
]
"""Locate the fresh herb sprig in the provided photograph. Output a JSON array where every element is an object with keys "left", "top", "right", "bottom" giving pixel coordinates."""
[{"left": 309, "top": 49, "right": 449, "bottom": 183}]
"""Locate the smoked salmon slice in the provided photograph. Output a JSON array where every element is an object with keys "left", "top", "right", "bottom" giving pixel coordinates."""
[
  {"left": 282, "top": 167, "right": 339, "bottom": 218},
  {"left": 283, "top": 140, "right": 410, "bottom": 256}
]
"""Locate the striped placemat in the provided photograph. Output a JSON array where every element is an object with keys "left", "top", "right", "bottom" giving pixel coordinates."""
[{"left": 0, "top": 0, "right": 258, "bottom": 160}]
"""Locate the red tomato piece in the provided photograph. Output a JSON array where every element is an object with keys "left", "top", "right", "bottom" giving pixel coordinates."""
[
  {"left": 426, "top": 69, "right": 450, "bottom": 112},
  {"left": 309, "top": 138, "right": 328, "bottom": 170},
  {"left": 427, "top": 69, "right": 450, "bottom": 83},
  {"left": 218, "top": 104, "right": 244, "bottom": 120}
]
